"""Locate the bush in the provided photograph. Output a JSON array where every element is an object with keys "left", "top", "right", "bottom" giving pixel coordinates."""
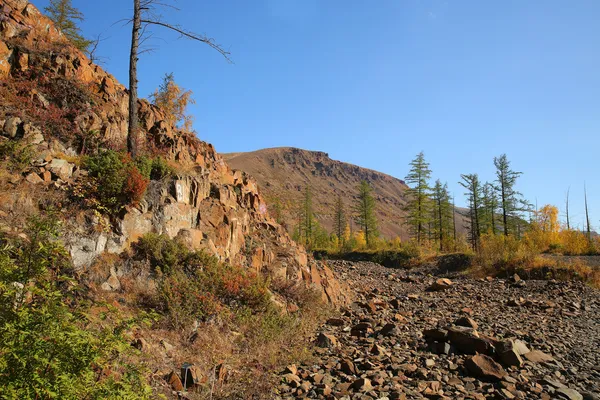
[
  {"left": 0, "top": 139, "right": 35, "bottom": 173},
  {"left": 132, "top": 234, "right": 272, "bottom": 329},
  {"left": 0, "top": 215, "right": 151, "bottom": 399},
  {"left": 82, "top": 150, "right": 150, "bottom": 213}
]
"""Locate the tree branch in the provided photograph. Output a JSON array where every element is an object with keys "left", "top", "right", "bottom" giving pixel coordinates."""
[{"left": 140, "top": 19, "right": 232, "bottom": 63}]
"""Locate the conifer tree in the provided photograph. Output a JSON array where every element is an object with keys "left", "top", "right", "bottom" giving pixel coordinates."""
[
  {"left": 353, "top": 180, "right": 379, "bottom": 247},
  {"left": 432, "top": 180, "right": 452, "bottom": 251},
  {"left": 301, "top": 185, "right": 314, "bottom": 248},
  {"left": 333, "top": 194, "right": 347, "bottom": 248},
  {"left": 45, "top": 0, "right": 92, "bottom": 52},
  {"left": 481, "top": 182, "right": 498, "bottom": 235},
  {"left": 493, "top": 154, "right": 524, "bottom": 236},
  {"left": 404, "top": 152, "right": 432, "bottom": 244},
  {"left": 460, "top": 174, "right": 482, "bottom": 250}
]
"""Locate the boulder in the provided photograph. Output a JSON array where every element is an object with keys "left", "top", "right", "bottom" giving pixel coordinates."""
[
  {"left": 316, "top": 332, "right": 338, "bottom": 348},
  {"left": 455, "top": 316, "right": 478, "bottom": 329},
  {"left": 496, "top": 340, "right": 524, "bottom": 367},
  {"left": 3, "top": 117, "right": 22, "bottom": 138},
  {"left": 524, "top": 350, "right": 554, "bottom": 363},
  {"left": 447, "top": 326, "right": 494, "bottom": 355},
  {"left": 556, "top": 388, "right": 584, "bottom": 400},
  {"left": 429, "top": 278, "right": 453, "bottom": 291},
  {"left": 465, "top": 354, "right": 506, "bottom": 381},
  {"left": 47, "top": 159, "right": 74, "bottom": 181},
  {"left": 350, "top": 378, "right": 373, "bottom": 392}
]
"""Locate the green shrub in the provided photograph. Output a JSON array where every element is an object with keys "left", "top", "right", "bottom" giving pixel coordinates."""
[
  {"left": 0, "top": 215, "right": 151, "bottom": 399},
  {"left": 0, "top": 140, "right": 35, "bottom": 173},
  {"left": 132, "top": 233, "right": 272, "bottom": 329},
  {"left": 82, "top": 150, "right": 150, "bottom": 213}
]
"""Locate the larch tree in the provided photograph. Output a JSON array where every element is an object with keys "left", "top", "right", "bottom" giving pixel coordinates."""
[
  {"left": 481, "top": 182, "right": 498, "bottom": 235},
  {"left": 333, "top": 194, "right": 347, "bottom": 248},
  {"left": 565, "top": 187, "right": 571, "bottom": 230},
  {"left": 149, "top": 73, "right": 195, "bottom": 131},
  {"left": 432, "top": 180, "right": 453, "bottom": 251},
  {"left": 128, "top": 0, "right": 231, "bottom": 157},
  {"left": 404, "top": 151, "right": 432, "bottom": 244},
  {"left": 460, "top": 173, "right": 482, "bottom": 251},
  {"left": 353, "top": 180, "right": 379, "bottom": 248},
  {"left": 493, "top": 154, "right": 524, "bottom": 236},
  {"left": 584, "top": 183, "right": 591, "bottom": 241},
  {"left": 301, "top": 185, "right": 315, "bottom": 248},
  {"left": 44, "top": 0, "right": 92, "bottom": 52}
]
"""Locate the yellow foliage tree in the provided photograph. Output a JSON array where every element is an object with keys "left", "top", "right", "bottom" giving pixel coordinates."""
[
  {"left": 354, "top": 231, "right": 366, "bottom": 249},
  {"left": 150, "top": 73, "right": 195, "bottom": 131}
]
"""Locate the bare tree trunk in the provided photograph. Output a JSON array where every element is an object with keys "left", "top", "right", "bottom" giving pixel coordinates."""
[
  {"left": 585, "top": 183, "right": 591, "bottom": 241},
  {"left": 128, "top": 0, "right": 141, "bottom": 157},
  {"left": 452, "top": 196, "right": 457, "bottom": 250},
  {"left": 566, "top": 187, "right": 570, "bottom": 230}
]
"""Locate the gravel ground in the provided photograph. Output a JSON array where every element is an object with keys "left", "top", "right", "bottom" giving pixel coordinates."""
[{"left": 276, "top": 260, "right": 600, "bottom": 399}]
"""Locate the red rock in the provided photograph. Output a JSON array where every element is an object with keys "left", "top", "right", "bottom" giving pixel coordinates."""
[{"left": 465, "top": 354, "right": 506, "bottom": 381}]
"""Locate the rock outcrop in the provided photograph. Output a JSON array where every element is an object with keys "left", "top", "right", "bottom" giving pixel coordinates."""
[{"left": 0, "top": 0, "right": 348, "bottom": 305}]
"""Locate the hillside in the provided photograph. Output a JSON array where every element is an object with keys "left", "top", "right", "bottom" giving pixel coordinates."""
[{"left": 225, "top": 147, "right": 468, "bottom": 240}]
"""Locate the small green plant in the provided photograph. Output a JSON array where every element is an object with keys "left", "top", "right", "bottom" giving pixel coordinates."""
[
  {"left": 0, "top": 140, "right": 35, "bottom": 173},
  {"left": 0, "top": 214, "right": 152, "bottom": 399}
]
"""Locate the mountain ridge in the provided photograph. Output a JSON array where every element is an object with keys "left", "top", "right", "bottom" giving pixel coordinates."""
[{"left": 223, "top": 146, "right": 413, "bottom": 239}]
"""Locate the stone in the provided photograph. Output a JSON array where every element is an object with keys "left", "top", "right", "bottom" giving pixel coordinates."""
[
  {"left": 131, "top": 338, "right": 149, "bottom": 351},
  {"left": 181, "top": 364, "right": 205, "bottom": 388},
  {"left": 326, "top": 318, "right": 345, "bottom": 326},
  {"left": 379, "top": 323, "right": 398, "bottom": 336},
  {"left": 556, "top": 388, "right": 584, "bottom": 400},
  {"left": 316, "top": 332, "right": 338, "bottom": 348},
  {"left": 350, "top": 377, "right": 373, "bottom": 392},
  {"left": 351, "top": 322, "right": 373, "bottom": 337},
  {"left": 25, "top": 172, "right": 43, "bottom": 184},
  {"left": 47, "top": 159, "right": 74, "bottom": 181},
  {"left": 166, "top": 370, "right": 183, "bottom": 391},
  {"left": 3, "top": 117, "right": 22, "bottom": 138},
  {"left": 447, "top": 326, "right": 494, "bottom": 355},
  {"left": 424, "top": 328, "right": 448, "bottom": 341},
  {"left": 496, "top": 340, "right": 524, "bottom": 367},
  {"left": 524, "top": 350, "right": 554, "bottom": 363},
  {"left": 430, "top": 278, "right": 453, "bottom": 291},
  {"left": 100, "top": 273, "right": 121, "bottom": 292},
  {"left": 465, "top": 354, "right": 506, "bottom": 382},
  {"left": 455, "top": 316, "right": 478, "bottom": 329},
  {"left": 340, "top": 359, "right": 358, "bottom": 375}
]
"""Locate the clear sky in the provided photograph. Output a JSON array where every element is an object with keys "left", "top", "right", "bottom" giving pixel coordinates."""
[{"left": 35, "top": 0, "right": 599, "bottom": 228}]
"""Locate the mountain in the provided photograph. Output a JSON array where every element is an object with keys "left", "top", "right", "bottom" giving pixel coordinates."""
[{"left": 224, "top": 147, "right": 415, "bottom": 239}]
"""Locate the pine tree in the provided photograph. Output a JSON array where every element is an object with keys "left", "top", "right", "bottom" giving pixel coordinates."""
[
  {"left": 150, "top": 73, "right": 195, "bottom": 131},
  {"left": 493, "top": 154, "right": 524, "bottom": 236},
  {"left": 432, "top": 180, "right": 453, "bottom": 251},
  {"left": 404, "top": 152, "right": 432, "bottom": 244},
  {"left": 480, "top": 182, "right": 498, "bottom": 235},
  {"left": 353, "top": 180, "right": 379, "bottom": 248},
  {"left": 460, "top": 174, "right": 482, "bottom": 251},
  {"left": 333, "top": 194, "right": 347, "bottom": 248},
  {"left": 301, "top": 185, "right": 314, "bottom": 248},
  {"left": 44, "top": 0, "right": 92, "bottom": 52}
]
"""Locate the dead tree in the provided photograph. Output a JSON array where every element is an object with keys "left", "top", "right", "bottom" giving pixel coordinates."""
[{"left": 128, "top": 0, "right": 232, "bottom": 157}]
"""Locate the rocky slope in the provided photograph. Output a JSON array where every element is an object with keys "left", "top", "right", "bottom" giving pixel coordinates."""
[
  {"left": 0, "top": 0, "right": 347, "bottom": 305},
  {"left": 224, "top": 148, "right": 412, "bottom": 239},
  {"left": 224, "top": 147, "right": 469, "bottom": 240},
  {"left": 277, "top": 261, "right": 600, "bottom": 399}
]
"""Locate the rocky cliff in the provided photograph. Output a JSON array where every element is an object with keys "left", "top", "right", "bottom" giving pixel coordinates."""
[{"left": 0, "top": 0, "right": 347, "bottom": 304}]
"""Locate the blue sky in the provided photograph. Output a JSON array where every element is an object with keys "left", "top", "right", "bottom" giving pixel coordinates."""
[{"left": 35, "top": 0, "right": 599, "bottom": 228}]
